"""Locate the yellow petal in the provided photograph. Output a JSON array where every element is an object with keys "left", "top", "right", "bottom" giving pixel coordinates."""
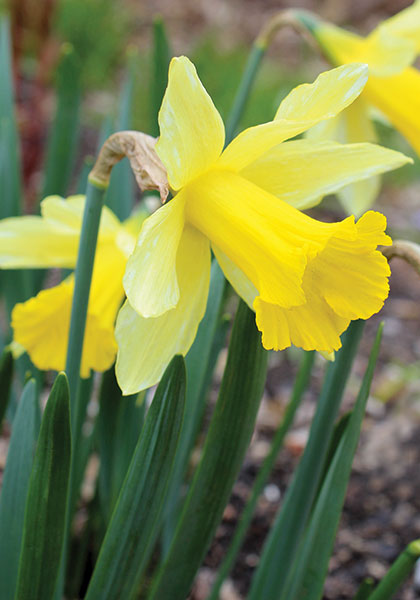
[
  {"left": 312, "top": 22, "right": 364, "bottom": 65},
  {"left": 365, "top": 66, "right": 420, "bottom": 155},
  {"left": 123, "top": 192, "right": 186, "bottom": 318},
  {"left": 12, "top": 278, "right": 117, "bottom": 378},
  {"left": 218, "top": 63, "right": 368, "bottom": 172},
  {"left": 212, "top": 245, "right": 258, "bottom": 309},
  {"left": 254, "top": 291, "right": 350, "bottom": 353},
  {"left": 378, "top": 1, "right": 420, "bottom": 53},
  {"left": 116, "top": 226, "right": 211, "bottom": 394},
  {"left": 240, "top": 138, "right": 410, "bottom": 213},
  {"left": 0, "top": 195, "right": 122, "bottom": 269},
  {"left": 306, "top": 96, "right": 381, "bottom": 215},
  {"left": 359, "top": 29, "right": 416, "bottom": 76},
  {"left": 307, "top": 211, "right": 391, "bottom": 320},
  {"left": 155, "top": 56, "right": 225, "bottom": 191}
]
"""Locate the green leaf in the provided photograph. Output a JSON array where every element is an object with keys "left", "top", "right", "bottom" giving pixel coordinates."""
[
  {"left": 162, "top": 261, "right": 227, "bottom": 553},
  {"left": 0, "top": 15, "right": 22, "bottom": 219},
  {"left": 209, "top": 350, "right": 315, "bottom": 600},
  {"left": 368, "top": 540, "right": 420, "bottom": 600},
  {"left": 284, "top": 324, "right": 384, "bottom": 600},
  {"left": 42, "top": 43, "right": 82, "bottom": 199},
  {"left": 0, "top": 16, "right": 31, "bottom": 323},
  {"left": 85, "top": 355, "right": 186, "bottom": 600},
  {"left": 15, "top": 373, "right": 71, "bottom": 600},
  {"left": 105, "top": 51, "right": 136, "bottom": 220},
  {"left": 249, "top": 320, "right": 365, "bottom": 600},
  {"left": 148, "top": 300, "right": 268, "bottom": 600},
  {"left": 0, "top": 380, "right": 38, "bottom": 600},
  {"left": 0, "top": 348, "right": 14, "bottom": 430},
  {"left": 150, "top": 16, "right": 171, "bottom": 136},
  {"left": 96, "top": 367, "right": 145, "bottom": 522}
]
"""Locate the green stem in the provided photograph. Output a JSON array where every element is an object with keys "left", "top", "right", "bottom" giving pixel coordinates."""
[
  {"left": 368, "top": 540, "right": 420, "bottom": 599},
  {"left": 225, "top": 42, "right": 266, "bottom": 145},
  {"left": 65, "top": 179, "right": 106, "bottom": 425},
  {"left": 209, "top": 350, "right": 315, "bottom": 600},
  {"left": 55, "top": 178, "right": 106, "bottom": 600}
]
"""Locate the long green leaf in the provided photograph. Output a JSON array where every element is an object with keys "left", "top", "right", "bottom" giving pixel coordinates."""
[
  {"left": 148, "top": 300, "right": 268, "bottom": 600},
  {"left": 0, "top": 380, "right": 38, "bottom": 600},
  {"left": 96, "top": 367, "right": 144, "bottom": 522},
  {"left": 162, "top": 261, "right": 226, "bottom": 553},
  {"left": 209, "top": 350, "right": 315, "bottom": 600},
  {"left": 284, "top": 324, "right": 383, "bottom": 600},
  {"left": 249, "top": 319, "right": 365, "bottom": 600},
  {"left": 0, "top": 348, "right": 14, "bottom": 429},
  {"left": 105, "top": 51, "right": 136, "bottom": 220},
  {"left": 85, "top": 355, "right": 186, "bottom": 600},
  {"left": 0, "top": 16, "right": 31, "bottom": 324},
  {"left": 42, "top": 43, "right": 82, "bottom": 199},
  {"left": 150, "top": 16, "right": 171, "bottom": 136},
  {"left": 15, "top": 373, "right": 71, "bottom": 600}
]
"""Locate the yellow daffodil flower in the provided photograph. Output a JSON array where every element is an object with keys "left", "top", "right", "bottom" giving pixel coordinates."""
[
  {"left": 296, "top": 1, "right": 420, "bottom": 214},
  {"left": 0, "top": 195, "right": 145, "bottom": 376},
  {"left": 116, "top": 56, "right": 411, "bottom": 395}
]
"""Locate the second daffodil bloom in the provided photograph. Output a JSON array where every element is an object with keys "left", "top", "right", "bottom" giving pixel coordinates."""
[
  {"left": 0, "top": 195, "right": 145, "bottom": 376},
  {"left": 295, "top": 1, "right": 420, "bottom": 214},
  {"left": 116, "top": 56, "right": 411, "bottom": 395}
]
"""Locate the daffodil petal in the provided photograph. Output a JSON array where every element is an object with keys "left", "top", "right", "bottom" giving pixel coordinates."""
[
  {"left": 0, "top": 195, "right": 124, "bottom": 269},
  {"left": 12, "top": 278, "right": 117, "bottom": 378},
  {"left": 0, "top": 217, "right": 80, "bottom": 268},
  {"left": 123, "top": 192, "right": 186, "bottom": 318},
  {"left": 212, "top": 245, "right": 258, "bottom": 309},
  {"left": 240, "top": 139, "right": 410, "bottom": 212},
  {"left": 41, "top": 195, "right": 121, "bottom": 236},
  {"left": 378, "top": 0, "right": 420, "bottom": 53},
  {"left": 116, "top": 226, "right": 211, "bottom": 394},
  {"left": 254, "top": 293, "right": 350, "bottom": 353},
  {"left": 365, "top": 66, "right": 420, "bottom": 155},
  {"left": 311, "top": 22, "right": 364, "bottom": 65},
  {"left": 155, "top": 56, "right": 225, "bottom": 190},
  {"left": 305, "top": 96, "right": 381, "bottom": 215},
  {"left": 359, "top": 29, "right": 416, "bottom": 76},
  {"left": 218, "top": 63, "right": 368, "bottom": 171}
]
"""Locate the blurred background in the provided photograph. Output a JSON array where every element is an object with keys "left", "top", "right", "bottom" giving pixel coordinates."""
[{"left": 1, "top": 0, "right": 420, "bottom": 598}]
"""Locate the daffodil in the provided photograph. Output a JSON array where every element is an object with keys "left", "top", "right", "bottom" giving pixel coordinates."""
[
  {"left": 116, "top": 56, "right": 411, "bottom": 395},
  {"left": 0, "top": 195, "right": 145, "bottom": 376},
  {"left": 295, "top": 1, "right": 420, "bottom": 214}
]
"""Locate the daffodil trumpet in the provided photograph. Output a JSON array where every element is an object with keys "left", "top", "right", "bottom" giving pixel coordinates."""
[{"left": 115, "top": 56, "right": 412, "bottom": 395}]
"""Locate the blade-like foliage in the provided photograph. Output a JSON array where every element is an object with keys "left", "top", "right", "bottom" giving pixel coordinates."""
[
  {"left": 249, "top": 320, "right": 365, "bottom": 600},
  {"left": 0, "top": 380, "right": 38, "bottom": 600},
  {"left": 15, "top": 373, "right": 71, "bottom": 600},
  {"left": 148, "top": 300, "right": 268, "bottom": 600},
  {"left": 0, "top": 348, "right": 14, "bottom": 430},
  {"left": 283, "top": 324, "right": 383, "bottom": 600},
  {"left": 85, "top": 355, "right": 186, "bottom": 600}
]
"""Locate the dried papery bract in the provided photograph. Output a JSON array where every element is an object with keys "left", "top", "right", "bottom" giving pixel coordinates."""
[{"left": 89, "top": 130, "right": 169, "bottom": 202}]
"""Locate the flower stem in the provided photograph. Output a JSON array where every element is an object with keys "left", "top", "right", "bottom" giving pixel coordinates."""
[
  {"left": 225, "top": 43, "right": 266, "bottom": 145},
  {"left": 65, "top": 179, "right": 106, "bottom": 423},
  {"left": 368, "top": 540, "right": 420, "bottom": 599}
]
